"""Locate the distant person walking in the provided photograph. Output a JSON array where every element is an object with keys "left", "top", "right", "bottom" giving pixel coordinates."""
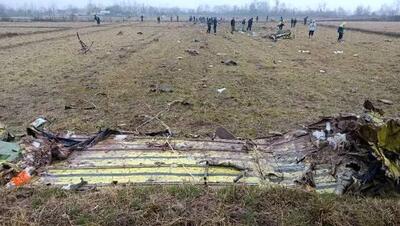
[
  {"left": 176, "top": 16, "right": 179, "bottom": 22},
  {"left": 157, "top": 16, "right": 161, "bottom": 23},
  {"left": 230, "top": 18, "right": 236, "bottom": 34},
  {"left": 308, "top": 20, "right": 317, "bottom": 38},
  {"left": 140, "top": 15, "right": 144, "bottom": 22},
  {"left": 338, "top": 22, "right": 346, "bottom": 42},
  {"left": 256, "top": 16, "right": 259, "bottom": 22},
  {"left": 247, "top": 17, "right": 253, "bottom": 31},
  {"left": 304, "top": 16, "right": 308, "bottom": 25},
  {"left": 293, "top": 18, "right": 297, "bottom": 27},
  {"left": 207, "top": 18, "right": 212, "bottom": 34},
  {"left": 213, "top": 17, "right": 218, "bottom": 34},
  {"left": 290, "top": 18, "right": 294, "bottom": 28},
  {"left": 241, "top": 18, "right": 246, "bottom": 32}
]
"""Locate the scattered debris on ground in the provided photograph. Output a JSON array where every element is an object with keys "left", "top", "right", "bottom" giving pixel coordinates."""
[
  {"left": 0, "top": 101, "right": 399, "bottom": 196},
  {"left": 334, "top": 50, "right": 344, "bottom": 54},
  {"left": 149, "top": 84, "right": 174, "bottom": 93},
  {"left": 217, "top": 88, "right": 226, "bottom": 93},
  {"left": 268, "top": 29, "right": 293, "bottom": 41},
  {"left": 185, "top": 49, "right": 199, "bottom": 56},
  {"left": 116, "top": 31, "right": 123, "bottom": 35},
  {"left": 137, "top": 31, "right": 143, "bottom": 35},
  {"left": 221, "top": 60, "right": 238, "bottom": 66},
  {"left": 76, "top": 32, "right": 93, "bottom": 54},
  {"left": 378, "top": 99, "right": 393, "bottom": 105},
  {"left": 298, "top": 50, "right": 311, "bottom": 54}
]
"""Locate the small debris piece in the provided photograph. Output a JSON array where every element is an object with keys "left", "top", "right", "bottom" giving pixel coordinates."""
[
  {"left": 363, "top": 100, "right": 384, "bottom": 115},
  {"left": 185, "top": 49, "right": 199, "bottom": 56},
  {"left": 153, "top": 38, "right": 159, "bottom": 42},
  {"left": 117, "top": 31, "right": 123, "bottom": 35},
  {"left": 137, "top": 32, "right": 143, "bottom": 35},
  {"left": 217, "top": 88, "right": 226, "bottom": 94},
  {"left": 76, "top": 32, "right": 93, "bottom": 54},
  {"left": 177, "top": 57, "right": 183, "bottom": 60},
  {"left": 334, "top": 50, "right": 344, "bottom": 54},
  {"left": 378, "top": 99, "right": 393, "bottom": 105},
  {"left": 193, "top": 39, "right": 200, "bottom": 42},
  {"left": 150, "top": 84, "right": 174, "bottom": 93},
  {"left": 216, "top": 53, "right": 227, "bottom": 56},
  {"left": 353, "top": 54, "right": 359, "bottom": 57},
  {"left": 62, "top": 178, "right": 88, "bottom": 191},
  {"left": 298, "top": 50, "right": 310, "bottom": 54},
  {"left": 215, "top": 127, "right": 236, "bottom": 140},
  {"left": 221, "top": 60, "right": 238, "bottom": 66},
  {"left": 319, "top": 69, "right": 326, "bottom": 73}
]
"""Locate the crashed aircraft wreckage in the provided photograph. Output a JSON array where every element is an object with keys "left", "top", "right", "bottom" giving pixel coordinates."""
[{"left": 0, "top": 101, "right": 399, "bottom": 195}]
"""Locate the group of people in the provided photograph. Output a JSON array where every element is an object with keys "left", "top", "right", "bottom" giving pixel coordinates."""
[
  {"left": 228, "top": 17, "right": 254, "bottom": 34},
  {"left": 92, "top": 14, "right": 346, "bottom": 42}
]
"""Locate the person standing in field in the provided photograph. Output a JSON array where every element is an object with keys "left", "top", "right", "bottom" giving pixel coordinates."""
[
  {"left": 94, "top": 15, "right": 101, "bottom": 25},
  {"left": 241, "top": 18, "right": 246, "bottom": 32},
  {"left": 308, "top": 20, "right": 317, "bottom": 38},
  {"left": 304, "top": 16, "right": 308, "bottom": 25},
  {"left": 230, "top": 18, "right": 236, "bottom": 34},
  {"left": 207, "top": 18, "right": 212, "bottom": 34},
  {"left": 278, "top": 21, "right": 285, "bottom": 30},
  {"left": 247, "top": 17, "right": 253, "bottom": 31},
  {"left": 140, "top": 15, "right": 144, "bottom": 22},
  {"left": 338, "top": 22, "right": 346, "bottom": 42},
  {"left": 213, "top": 17, "right": 218, "bottom": 35},
  {"left": 256, "top": 16, "right": 259, "bottom": 22},
  {"left": 293, "top": 18, "right": 297, "bottom": 27},
  {"left": 157, "top": 16, "right": 160, "bottom": 23}
]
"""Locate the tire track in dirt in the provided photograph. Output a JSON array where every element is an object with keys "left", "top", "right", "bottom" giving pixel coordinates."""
[
  {"left": 0, "top": 23, "right": 136, "bottom": 51},
  {"left": 0, "top": 24, "right": 104, "bottom": 40}
]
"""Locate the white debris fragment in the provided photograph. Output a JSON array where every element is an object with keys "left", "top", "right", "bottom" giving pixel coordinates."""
[
  {"left": 334, "top": 50, "right": 344, "bottom": 54},
  {"left": 114, "top": 135, "right": 128, "bottom": 141},
  {"left": 217, "top": 88, "right": 226, "bottom": 94},
  {"left": 298, "top": 50, "right": 310, "bottom": 54},
  {"left": 319, "top": 69, "right": 326, "bottom": 73}
]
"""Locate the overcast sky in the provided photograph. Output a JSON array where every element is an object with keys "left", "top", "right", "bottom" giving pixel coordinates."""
[{"left": 2, "top": 0, "right": 396, "bottom": 11}]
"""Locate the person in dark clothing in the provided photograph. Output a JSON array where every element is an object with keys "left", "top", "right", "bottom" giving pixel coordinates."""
[
  {"left": 247, "top": 17, "right": 253, "bottom": 31},
  {"left": 278, "top": 21, "right": 285, "bottom": 30},
  {"left": 290, "top": 18, "right": 294, "bottom": 28},
  {"left": 230, "top": 18, "right": 236, "bottom": 34},
  {"left": 94, "top": 15, "right": 100, "bottom": 25},
  {"left": 304, "top": 16, "right": 308, "bottom": 25},
  {"left": 280, "top": 16, "right": 283, "bottom": 22},
  {"left": 293, "top": 18, "right": 297, "bottom": 27},
  {"left": 176, "top": 16, "right": 179, "bottom": 22},
  {"left": 337, "top": 23, "right": 345, "bottom": 42},
  {"left": 207, "top": 18, "right": 212, "bottom": 34},
  {"left": 256, "top": 16, "right": 259, "bottom": 22},
  {"left": 157, "top": 16, "right": 160, "bottom": 23},
  {"left": 241, "top": 18, "right": 246, "bottom": 31},
  {"left": 266, "top": 16, "right": 269, "bottom": 22},
  {"left": 213, "top": 17, "right": 218, "bottom": 34},
  {"left": 140, "top": 15, "right": 144, "bottom": 22},
  {"left": 170, "top": 16, "right": 173, "bottom": 22},
  {"left": 189, "top": 16, "right": 193, "bottom": 22}
]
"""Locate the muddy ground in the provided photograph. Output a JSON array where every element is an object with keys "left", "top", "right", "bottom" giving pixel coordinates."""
[{"left": 0, "top": 21, "right": 399, "bottom": 137}]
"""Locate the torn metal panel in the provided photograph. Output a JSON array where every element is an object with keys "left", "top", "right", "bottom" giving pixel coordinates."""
[{"left": 37, "top": 135, "right": 336, "bottom": 193}]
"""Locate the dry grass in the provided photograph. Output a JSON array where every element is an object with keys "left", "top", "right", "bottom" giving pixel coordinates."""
[
  {"left": 0, "top": 185, "right": 399, "bottom": 226},
  {"left": 0, "top": 21, "right": 399, "bottom": 138}
]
